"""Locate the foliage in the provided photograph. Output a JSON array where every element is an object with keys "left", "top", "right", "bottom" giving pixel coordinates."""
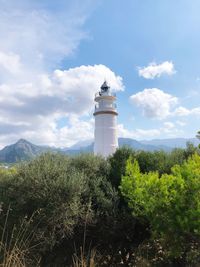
[
  {"left": 0, "top": 153, "right": 120, "bottom": 266},
  {"left": 109, "top": 144, "right": 198, "bottom": 187},
  {"left": 0, "top": 146, "right": 200, "bottom": 266},
  {"left": 70, "top": 153, "right": 117, "bottom": 215},
  {"left": 0, "top": 208, "right": 41, "bottom": 267},
  {"left": 0, "top": 166, "right": 17, "bottom": 178},
  {"left": 1, "top": 153, "right": 88, "bottom": 249},
  {"left": 136, "top": 150, "right": 168, "bottom": 174},
  {"left": 120, "top": 153, "right": 200, "bottom": 263},
  {"left": 196, "top": 130, "right": 200, "bottom": 141},
  {"left": 109, "top": 146, "right": 135, "bottom": 188}
]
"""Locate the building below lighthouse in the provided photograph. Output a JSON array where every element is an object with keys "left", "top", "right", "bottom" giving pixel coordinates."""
[{"left": 93, "top": 81, "right": 118, "bottom": 157}]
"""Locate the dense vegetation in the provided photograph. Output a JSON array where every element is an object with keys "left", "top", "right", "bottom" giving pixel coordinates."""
[{"left": 0, "top": 144, "right": 199, "bottom": 266}]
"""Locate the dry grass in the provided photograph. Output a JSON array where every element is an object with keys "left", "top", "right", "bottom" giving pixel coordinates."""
[
  {"left": 0, "top": 208, "right": 41, "bottom": 267},
  {"left": 72, "top": 202, "right": 97, "bottom": 267},
  {"left": 72, "top": 247, "right": 97, "bottom": 267}
]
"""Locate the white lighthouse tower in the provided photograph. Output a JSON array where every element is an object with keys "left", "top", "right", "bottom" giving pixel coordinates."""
[{"left": 94, "top": 81, "right": 118, "bottom": 157}]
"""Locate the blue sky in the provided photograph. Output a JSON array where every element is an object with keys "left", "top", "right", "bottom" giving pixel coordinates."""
[{"left": 0, "top": 0, "right": 200, "bottom": 148}]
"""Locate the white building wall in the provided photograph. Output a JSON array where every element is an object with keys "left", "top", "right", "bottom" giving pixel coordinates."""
[
  {"left": 94, "top": 82, "right": 118, "bottom": 157},
  {"left": 94, "top": 113, "right": 118, "bottom": 157}
]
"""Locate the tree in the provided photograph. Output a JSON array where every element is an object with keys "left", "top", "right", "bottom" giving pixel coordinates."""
[
  {"left": 109, "top": 146, "right": 136, "bottom": 188},
  {"left": 136, "top": 150, "right": 168, "bottom": 174},
  {"left": 196, "top": 131, "right": 200, "bottom": 150},
  {"left": 196, "top": 130, "right": 200, "bottom": 140},
  {"left": 120, "top": 154, "right": 200, "bottom": 263},
  {"left": 0, "top": 153, "right": 121, "bottom": 266}
]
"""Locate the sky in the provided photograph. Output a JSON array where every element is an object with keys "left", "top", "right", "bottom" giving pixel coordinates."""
[{"left": 1, "top": 0, "right": 200, "bottom": 148}]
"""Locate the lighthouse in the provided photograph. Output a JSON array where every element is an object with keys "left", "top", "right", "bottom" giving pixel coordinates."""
[{"left": 93, "top": 81, "right": 118, "bottom": 157}]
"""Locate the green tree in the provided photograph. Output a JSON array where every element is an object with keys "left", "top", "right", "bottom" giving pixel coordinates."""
[
  {"left": 70, "top": 153, "right": 118, "bottom": 215},
  {"left": 109, "top": 146, "right": 136, "bottom": 188},
  {"left": 196, "top": 130, "right": 200, "bottom": 140},
  {"left": 196, "top": 130, "right": 200, "bottom": 149},
  {"left": 1, "top": 153, "right": 87, "bottom": 250},
  {"left": 120, "top": 154, "right": 200, "bottom": 262},
  {"left": 185, "top": 141, "right": 198, "bottom": 157},
  {"left": 136, "top": 150, "right": 168, "bottom": 174},
  {"left": 0, "top": 153, "right": 121, "bottom": 265}
]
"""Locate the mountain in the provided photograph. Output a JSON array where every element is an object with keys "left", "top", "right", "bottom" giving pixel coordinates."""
[
  {"left": 0, "top": 137, "right": 199, "bottom": 163},
  {"left": 63, "top": 143, "right": 94, "bottom": 155},
  {"left": 63, "top": 137, "right": 199, "bottom": 153},
  {"left": 0, "top": 139, "right": 52, "bottom": 163},
  {"left": 63, "top": 138, "right": 170, "bottom": 153},
  {"left": 118, "top": 138, "right": 170, "bottom": 151},
  {"left": 141, "top": 138, "right": 200, "bottom": 148},
  {"left": 68, "top": 140, "right": 93, "bottom": 150},
  {"left": 0, "top": 139, "right": 94, "bottom": 163}
]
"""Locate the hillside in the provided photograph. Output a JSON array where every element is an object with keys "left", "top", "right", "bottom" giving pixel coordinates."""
[
  {"left": 0, "top": 137, "right": 199, "bottom": 163},
  {"left": 0, "top": 139, "right": 51, "bottom": 163},
  {"left": 118, "top": 138, "right": 170, "bottom": 151},
  {"left": 141, "top": 138, "right": 199, "bottom": 148}
]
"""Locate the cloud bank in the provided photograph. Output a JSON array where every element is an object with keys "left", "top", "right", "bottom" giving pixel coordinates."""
[
  {"left": 0, "top": 64, "right": 124, "bottom": 148},
  {"left": 130, "top": 88, "right": 178, "bottom": 119},
  {"left": 174, "top": 106, "right": 200, "bottom": 117},
  {"left": 138, "top": 61, "right": 176, "bottom": 79},
  {"left": 0, "top": 0, "right": 125, "bottom": 148}
]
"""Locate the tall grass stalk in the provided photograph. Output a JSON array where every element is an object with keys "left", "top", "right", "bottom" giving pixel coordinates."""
[
  {"left": 0, "top": 207, "right": 41, "bottom": 267},
  {"left": 72, "top": 247, "right": 96, "bottom": 267},
  {"left": 72, "top": 202, "right": 97, "bottom": 267}
]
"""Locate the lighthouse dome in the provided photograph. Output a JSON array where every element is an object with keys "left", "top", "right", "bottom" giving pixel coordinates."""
[{"left": 100, "top": 81, "right": 110, "bottom": 93}]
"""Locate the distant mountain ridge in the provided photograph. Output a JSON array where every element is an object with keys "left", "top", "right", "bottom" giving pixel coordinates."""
[
  {"left": 118, "top": 138, "right": 171, "bottom": 151},
  {"left": 141, "top": 138, "right": 200, "bottom": 148},
  {"left": 0, "top": 139, "right": 52, "bottom": 163},
  {"left": 0, "top": 137, "right": 199, "bottom": 163}
]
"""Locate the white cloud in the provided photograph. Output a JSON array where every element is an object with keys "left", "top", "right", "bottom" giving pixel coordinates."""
[
  {"left": 55, "top": 116, "right": 94, "bottom": 147},
  {"left": 5, "top": 115, "right": 95, "bottom": 149},
  {"left": 0, "top": 1, "right": 125, "bottom": 148},
  {"left": 0, "top": 52, "right": 22, "bottom": 75},
  {"left": 163, "top": 121, "right": 174, "bottom": 130},
  {"left": 118, "top": 121, "right": 184, "bottom": 140},
  {"left": 176, "top": 120, "right": 187, "bottom": 127},
  {"left": 118, "top": 124, "right": 161, "bottom": 139},
  {"left": 0, "top": 64, "right": 123, "bottom": 117},
  {"left": 138, "top": 61, "right": 176, "bottom": 79},
  {"left": 52, "top": 64, "right": 124, "bottom": 114},
  {"left": 173, "top": 106, "right": 200, "bottom": 116},
  {"left": 0, "top": 0, "right": 91, "bottom": 72},
  {"left": 130, "top": 88, "right": 178, "bottom": 119},
  {"left": 161, "top": 121, "right": 183, "bottom": 136},
  {"left": 0, "top": 64, "right": 124, "bottom": 148},
  {"left": 173, "top": 107, "right": 191, "bottom": 116}
]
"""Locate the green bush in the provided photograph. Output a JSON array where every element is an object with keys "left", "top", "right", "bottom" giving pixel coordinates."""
[
  {"left": 109, "top": 146, "right": 135, "bottom": 188},
  {"left": 120, "top": 153, "right": 200, "bottom": 264},
  {"left": 109, "top": 146, "right": 191, "bottom": 188},
  {"left": 0, "top": 153, "right": 120, "bottom": 265},
  {"left": 1, "top": 153, "right": 87, "bottom": 249},
  {"left": 70, "top": 153, "right": 118, "bottom": 215},
  {"left": 0, "top": 147, "right": 199, "bottom": 266}
]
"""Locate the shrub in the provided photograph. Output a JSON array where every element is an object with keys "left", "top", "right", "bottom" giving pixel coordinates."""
[
  {"left": 1, "top": 153, "right": 88, "bottom": 251},
  {"left": 109, "top": 146, "right": 135, "bottom": 188},
  {"left": 120, "top": 154, "right": 200, "bottom": 264},
  {"left": 0, "top": 153, "right": 120, "bottom": 265}
]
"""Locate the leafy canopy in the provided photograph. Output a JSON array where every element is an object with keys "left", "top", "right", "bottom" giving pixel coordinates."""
[{"left": 120, "top": 153, "right": 200, "bottom": 239}]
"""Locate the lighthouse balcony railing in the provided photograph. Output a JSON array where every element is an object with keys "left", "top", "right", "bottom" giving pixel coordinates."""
[
  {"left": 95, "top": 103, "right": 117, "bottom": 110},
  {"left": 95, "top": 92, "right": 116, "bottom": 98}
]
